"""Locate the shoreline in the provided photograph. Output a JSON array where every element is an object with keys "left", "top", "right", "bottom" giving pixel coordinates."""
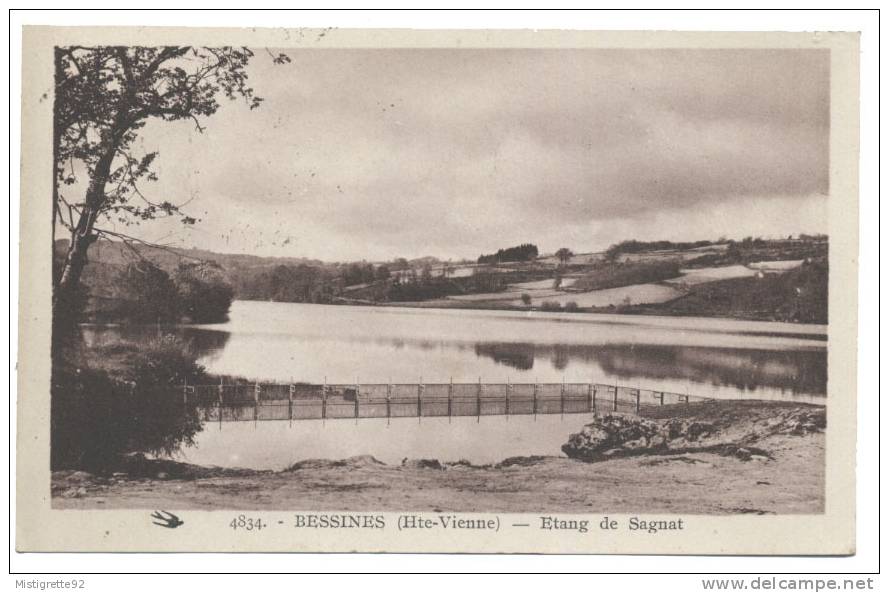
[
  {"left": 222, "top": 298, "right": 828, "bottom": 337},
  {"left": 52, "top": 400, "right": 826, "bottom": 514},
  {"left": 326, "top": 296, "right": 828, "bottom": 327}
]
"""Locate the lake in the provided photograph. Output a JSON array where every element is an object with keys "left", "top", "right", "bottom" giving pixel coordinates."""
[
  {"left": 85, "top": 299, "right": 827, "bottom": 401},
  {"left": 83, "top": 300, "right": 827, "bottom": 468}
]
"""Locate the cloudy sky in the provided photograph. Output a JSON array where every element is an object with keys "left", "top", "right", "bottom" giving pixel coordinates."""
[{"left": 126, "top": 48, "right": 829, "bottom": 262}]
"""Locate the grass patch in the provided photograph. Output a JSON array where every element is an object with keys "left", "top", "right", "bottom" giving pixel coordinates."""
[
  {"left": 621, "top": 260, "right": 827, "bottom": 324},
  {"left": 571, "top": 261, "right": 681, "bottom": 292}
]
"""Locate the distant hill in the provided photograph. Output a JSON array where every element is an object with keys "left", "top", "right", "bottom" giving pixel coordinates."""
[
  {"left": 55, "top": 239, "right": 337, "bottom": 312},
  {"left": 56, "top": 235, "right": 830, "bottom": 324},
  {"left": 54, "top": 239, "right": 326, "bottom": 271}
]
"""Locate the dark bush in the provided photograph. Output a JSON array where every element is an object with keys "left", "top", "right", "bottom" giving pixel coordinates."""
[
  {"left": 540, "top": 300, "right": 562, "bottom": 311},
  {"left": 51, "top": 335, "right": 206, "bottom": 471},
  {"left": 174, "top": 262, "right": 234, "bottom": 323},
  {"left": 112, "top": 261, "right": 180, "bottom": 323}
]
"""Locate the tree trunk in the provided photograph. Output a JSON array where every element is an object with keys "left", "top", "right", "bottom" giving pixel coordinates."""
[{"left": 52, "top": 145, "right": 116, "bottom": 329}]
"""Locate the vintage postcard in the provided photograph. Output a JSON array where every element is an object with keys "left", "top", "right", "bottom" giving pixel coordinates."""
[{"left": 16, "top": 26, "right": 859, "bottom": 554}]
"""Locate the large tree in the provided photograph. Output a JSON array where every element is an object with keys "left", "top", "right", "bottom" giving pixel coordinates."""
[
  {"left": 52, "top": 46, "right": 288, "bottom": 326},
  {"left": 555, "top": 247, "right": 574, "bottom": 265}
]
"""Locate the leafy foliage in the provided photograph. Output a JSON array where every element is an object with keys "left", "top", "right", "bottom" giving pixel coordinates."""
[
  {"left": 386, "top": 269, "right": 514, "bottom": 302},
  {"left": 342, "top": 262, "right": 378, "bottom": 286},
  {"left": 235, "top": 263, "right": 336, "bottom": 304},
  {"left": 477, "top": 243, "right": 539, "bottom": 264},
  {"left": 540, "top": 300, "right": 562, "bottom": 311},
  {"left": 53, "top": 45, "right": 287, "bottom": 328},
  {"left": 173, "top": 262, "right": 234, "bottom": 323},
  {"left": 604, "top": 239, "right": 720, "bottom": 261},
  {"left": 54, "top": 47, "right": 272, "bottom": 233},
  {"left": 51, "top": 335, "right": 206, "bottom": 471},
  {"left": 111, "top": 260, "right": 181, "bottom": 323},
  {"left": 555, "top": 247, "right": 574, "bottom": 264}
]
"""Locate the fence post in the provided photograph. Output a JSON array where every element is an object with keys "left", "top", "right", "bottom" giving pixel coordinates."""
[
  {"left": 386, "top": 382, "right": 392, "bottom": 424},
  {"left": 417, "top": 378, "right": 423, "bottom": 419},
  {"left": 560, "top": 379, "right": 565, "bottom": 416},
  {"left": 289, "top": 383, "right": 295, "bottom": 421},
  {"left": 182, "top": 378, "right": 188, "bottom": 409},
  {"left": 658, "top": 391, "right": 665, "bottom": 406},
  {"left": 532, "top": 381, "right": 538, "bottom": 417},
  {"left": 321, "top": 378, "right": 328, "bottom": 421},
  {"left": 613, "top": 385, "right": 619, "bottom": 412},
  {"left": 354, "top": 381, "right": 360, "bottom": 420},
  {"left": 634, "top": 388, "right": 641, "bottom": 414},
  {"left": 477, "top": 377, "right": 482, "bottom": 422},
  {"left": 588, "top": 382, "right": 594, "bottom": 412},
  {"left": 254, "top": 382, "right": 260, "bottom": 422},
  {"left": 218, "top": 378, "right": 223, "bottom": 428},
  {"left": 505, "top": 378, "right": 510, "bottom": 418},
  {"left": 447, "top": 377, "right": 453, "bottom": 421}
]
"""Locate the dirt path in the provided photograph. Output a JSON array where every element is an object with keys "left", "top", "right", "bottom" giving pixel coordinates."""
[{"left": 53, "top": 400, "right": 824, "bottom": 514}]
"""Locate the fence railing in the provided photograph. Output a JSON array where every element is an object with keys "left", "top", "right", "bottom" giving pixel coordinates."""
[{"left": 180, "top": 380, "right": 710, "bottom": 423}]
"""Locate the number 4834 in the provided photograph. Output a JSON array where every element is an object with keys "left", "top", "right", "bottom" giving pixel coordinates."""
[{"left": 230, "top": 515, "right": 266, "bottom": 531}]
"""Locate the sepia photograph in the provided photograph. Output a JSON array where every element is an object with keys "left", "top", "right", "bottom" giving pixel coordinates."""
[{"left": 14, "top": 23, "right": 863, "bottom": 556}]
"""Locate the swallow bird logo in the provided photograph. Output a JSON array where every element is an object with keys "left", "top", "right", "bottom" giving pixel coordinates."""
[{"left": 151, "top": 510, "right": 184, "bottom": 529}]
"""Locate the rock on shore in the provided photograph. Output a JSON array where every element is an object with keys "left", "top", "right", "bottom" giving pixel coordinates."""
[{"left": 562, "top": 402, "right": 825, "bottom": 463}]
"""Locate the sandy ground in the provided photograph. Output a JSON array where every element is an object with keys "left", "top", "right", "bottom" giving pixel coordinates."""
[{"left": 53, "top": 401, "right": 824, "bottom": 514}]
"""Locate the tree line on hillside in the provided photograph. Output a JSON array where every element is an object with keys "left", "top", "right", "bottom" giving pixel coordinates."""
[
  {"left": 227, "top": 261, "right": 528, "bottom": 303},
  {"left": 604, "top": 239, "right": 724, "bottom": 260},
  {"left": 232, "top": 264, "right": 338, "bottom": 303},
  {"left": 231, "top": 261, "right": 394, "bottom": 303},
  {"left": 477, "top": 243, "right": 539, "bottom": 264},
  {"left": 386, "top": 268, "right": 515, "bottom": 301},
  {"left": 603, "top": 235, "right": 828, "bottom": 264}
]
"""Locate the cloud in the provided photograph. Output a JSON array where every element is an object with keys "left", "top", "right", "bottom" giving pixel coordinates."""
[{"left": 127, "top": 48, "right": 830, "bottom": 261}]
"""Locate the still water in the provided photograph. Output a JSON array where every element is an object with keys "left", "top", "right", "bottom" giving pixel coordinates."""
[
  {"left": 85, "top": 300, "right": 827, "bottom": 400},
  {"left": 84, "top": 300, "right": 827, "bottom": 468},
  {"left": 177, "top": 414, "right": 598, "bottom": 469}
]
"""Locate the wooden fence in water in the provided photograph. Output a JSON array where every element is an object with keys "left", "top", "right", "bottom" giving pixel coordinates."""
[{"left": 181, "top": 380, "right": 710, "bottom": 423}]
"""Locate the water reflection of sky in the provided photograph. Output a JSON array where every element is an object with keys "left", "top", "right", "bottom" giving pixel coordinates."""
[
  {"left": 178, "top": 414, "right": 599, "bottom": 469},
  {"left": 82, "top": 300, "right": 827, "bottom": 402}
]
